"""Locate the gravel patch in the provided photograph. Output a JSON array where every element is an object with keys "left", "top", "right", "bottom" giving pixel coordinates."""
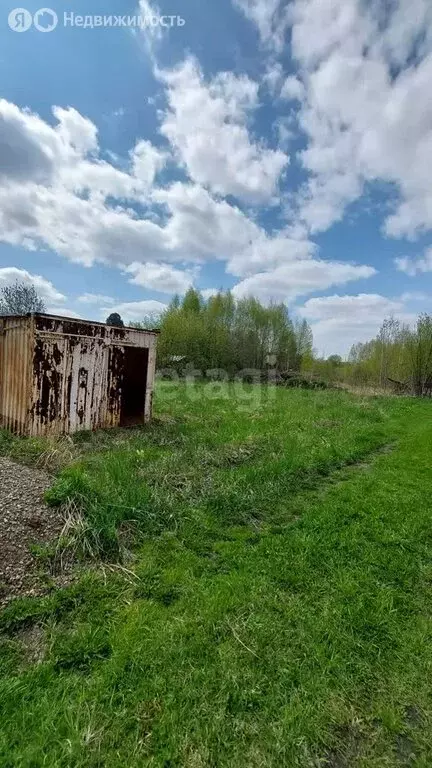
[{"left": 0, "top": 457, "right": 65, "bottom": 607}]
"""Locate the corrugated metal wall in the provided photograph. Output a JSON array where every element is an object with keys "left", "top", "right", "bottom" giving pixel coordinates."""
[
  {"left": 0, "top": 316, "right": 33, "bottom": 434},
  {"left": 0, "top": 314, "right": 158, "bottom": 436}
]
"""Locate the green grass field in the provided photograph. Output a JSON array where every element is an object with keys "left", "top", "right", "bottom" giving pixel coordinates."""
[{"left": 1, "top": 382, "right": 432, "bottom": 766}]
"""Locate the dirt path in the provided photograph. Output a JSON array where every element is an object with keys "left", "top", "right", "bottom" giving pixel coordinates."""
[{"left": 0, "top": 457, "right": 65, "bottom": 607}]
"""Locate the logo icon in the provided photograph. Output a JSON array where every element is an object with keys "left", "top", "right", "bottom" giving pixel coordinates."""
[
  {"left": 33, "top": 8, "right": 58, "bottom": 32},
  {"left": 8, "top": 7, "right": 32, "bottom": 31}
]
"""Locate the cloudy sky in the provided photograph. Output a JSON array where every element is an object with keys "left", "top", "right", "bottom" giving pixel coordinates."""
[{"left": 1, "top": 0, "right": 431, "bottom": 355}]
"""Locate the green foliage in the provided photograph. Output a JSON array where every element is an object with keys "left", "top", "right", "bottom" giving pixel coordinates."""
[
  {"left": 346, "top": 316, "right": 414, "bottom": 389},
  {"left": 156, "top": 290, "right": 312, "bottom": 374},
  {"left": 307, "top": 313, "right": 432, "bottom": 394},
  {"left": 348, "top": 313, "right": 432, "bottom": 393},
  {"left": 0, "top": 429, "right": 48, "bottom": 466},
  {"left": 1, "top": 386, "right": 432, "bottom": 765},
  {"left": 130, "top": 316, "right": 161, "bottom": 331},
  {"left": 409, "top": 313, "right": 432, "bottom": 395},
  {"left": 51, "top": 625, "right": 112, "bottom": 671},
  {"left": 35, "top": 383, "right": 398, "bottom": 555},
  {"left": 0, "top": 573, "right": 124, "bottom": 634},
  {"left": 281, "top": 373, "right": 329, "bottom": 389}
]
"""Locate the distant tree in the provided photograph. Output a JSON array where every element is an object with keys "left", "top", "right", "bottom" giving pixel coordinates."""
[
  {"left": 130, "top": 315, "right": 162, "bottom": 331},
  {"left": 182, "top": 287, "right": 202, "bottom": 314},
  {"left": 333, "top": 313, "right": 432, "bottom": 394},
  {"left": 294, "top": 319, "right": 313, "bottom": 370},
  {"left": 328, "top": 354, "right": 342, "bottom": 366},
  {"left": 156, "top": 289, "right": 304, "bottom": 375},
  {"left": 407, "top": 313, "right": 432, "bottom": 396},
  {"left": 0, "top": 281, "right": 46, "bottom": 315},
  {"left": 106, "top": 312, "right": 124, "bottom": 327}
]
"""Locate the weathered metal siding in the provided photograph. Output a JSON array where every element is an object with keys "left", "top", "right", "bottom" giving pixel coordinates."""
[
  {"left": 145, "top": 333, "right": 157, "bottom": 421},
  {"left": 0, "top": 316, "right": 33, "bottom": 434},
  {"left": 1, "top": 314, "right": 158, "bottom": 436},
  {"left": 28, "top": 315, "right": 158, "bottom": 436},
  {"left": 30, "top": 330, "right": 107, "bottom": 436}
]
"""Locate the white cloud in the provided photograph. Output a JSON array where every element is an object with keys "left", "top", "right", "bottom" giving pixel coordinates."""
[
  {"left": 102, "top": 299, "right": 167, "bottom": 324},
  {"left": 153, "top": 182, "right": 318, "bottom": 277},
  {"left": 232, "top": 259, "right": 376, "bottom": 303},
  {"left": 137, "top": 0, "right": 164, "bottom": 54},
  {"left": 0, "top": 98, "right": 296, "bottom": 277},
  {"left": 300, "top": 293, "right": 402, "bottom": 321},
  {"left": 227, "top": 231, "right": 317, "bottom": 277},
  {"left": 233, "top": 0, "right": 290, "bottom": 53},
  {"left": 130, "top": 139, "right": 168, "bottom": 188},
  {"left": 158, "top": 57, "right": 288, "bottom": 203},
  {"left": 61, "top": 159, "right": 142, "bottom": 201},
  {"left": 0, "top": 267, "right": 65, "bottom": 305},
  {"left": 273, "top": 116, "right": 296, "bottom": 149},
  {"left": 395, "top": 247, "right": 432, "bottom": 276},
  {"left": 400, "top": 291, "right": 430, "bottom": 302},
  {"left": 53, "top": 106, "right": 98, "bottom": 154},
  {"left": 201, "top": 288, "right": 220, "bottom": 300},
  {"left": 0, "top": 100, "right": 77, "bottom": 184},
  {"left": 126, "top": 262, "right": 196, "bottom": 294},
  {"left": 263, "top": 62, "right": 284, "bottom": 94},
  {"left": 77, "top": 293, "right": 116, "bottom": 305},
  {"left": 280, "top": 76, "right": 304, "bottom": 101},
  {"left": 152, "top": 182, "right": 259, "bottom": 261},
  {"left": 0, "top": 181, "right": 170, "bottom": 266},
  {"left": 0, "top": 91, "right": 374, "bottom": 318},
  {"left": 46, "top": 307, "right": 82, "bottom": 319},
  {"left": 297, "top": 293, "right": 409, "bottom": 356},
  {"left": 283, "top": 0, "right": 432, "bottom": 237},
  {"left": 0, "top": 97, "right": 173, "bottom": 269},
  {"left": 2, "top": 1, "right": 430, "bottom": 362}
]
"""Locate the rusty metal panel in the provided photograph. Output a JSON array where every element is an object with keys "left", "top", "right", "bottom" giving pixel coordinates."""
[
  {"left": 63, "top": 336, "right": 106, "bottom": 433},
  {"left": 1, "top": 313, "right": 158, "bottom": 436},
  {"left": 0, "top": 316, "right": 33, "bottom": 435},
  {"left": 144, "top": 337, "right": 158, "bottom": 422},
  {"left": 30, "top": 332, "right": 67, "bottom": 436},
  {"left": 31, "top": 328, "right": 109, "bottom": 436},
  {"left": 105, "top": 346, "right": 124, "bottom": 428}
]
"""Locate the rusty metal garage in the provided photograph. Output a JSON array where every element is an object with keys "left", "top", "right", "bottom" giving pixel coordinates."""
[{"left": 0, "top": 314, "right": 159, "bottom": 436}]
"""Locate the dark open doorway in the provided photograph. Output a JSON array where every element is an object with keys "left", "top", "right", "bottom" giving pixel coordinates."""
[{"left": 120, "top": 347, "right": 149, "bottom": 427}]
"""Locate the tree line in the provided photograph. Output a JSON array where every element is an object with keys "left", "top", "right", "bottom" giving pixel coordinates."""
[
  {"left": 306, "top": 314, "right": 432, "bottom": 396},
  {"left": 2, "top": 280, "right": 431, "bottom": 395},
  {"left": 137, "top": 288, "right": 313, "bottom": 376}
]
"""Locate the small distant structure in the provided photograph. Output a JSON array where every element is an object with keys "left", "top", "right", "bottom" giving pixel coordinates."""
[{"left": 0, "top": 313, "right": 159, "bottom": 436}]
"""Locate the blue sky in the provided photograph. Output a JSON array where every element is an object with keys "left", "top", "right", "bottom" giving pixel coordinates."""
[{"left": 1, "top": 0, "right": 431, "bottom": 355}]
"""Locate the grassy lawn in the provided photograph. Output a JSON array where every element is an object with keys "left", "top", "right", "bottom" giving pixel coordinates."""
[{"left": 1, "top": 383, "right": 432, "bottom": 766}]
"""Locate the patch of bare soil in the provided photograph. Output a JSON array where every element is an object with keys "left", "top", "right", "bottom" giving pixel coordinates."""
[{"left": 0, "top": 457, "right": 65, "bottom": 607}]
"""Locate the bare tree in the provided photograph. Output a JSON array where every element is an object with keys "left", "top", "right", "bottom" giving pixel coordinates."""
[{"left": 0, "top": 281, "right": 46, "bottom": 315}]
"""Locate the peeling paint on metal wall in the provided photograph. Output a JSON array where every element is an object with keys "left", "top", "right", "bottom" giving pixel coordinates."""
[
  {"left": 30, "top": 327, "right": 122, "bottom": 435},
  {"left": 31, "top": 335, "right": 66, "bottom": 435},
  {"left": 64, "top": 337, "right": 106, "bottom": 433},
  {"left": 0, "top": 314, "right": 158, "bottom": 436},
  {"left": 106, "top": 346, "right": 124, "bottom": 428},
  {"left": 145, "top": 337, "right": 157, "bottom": 421}
]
